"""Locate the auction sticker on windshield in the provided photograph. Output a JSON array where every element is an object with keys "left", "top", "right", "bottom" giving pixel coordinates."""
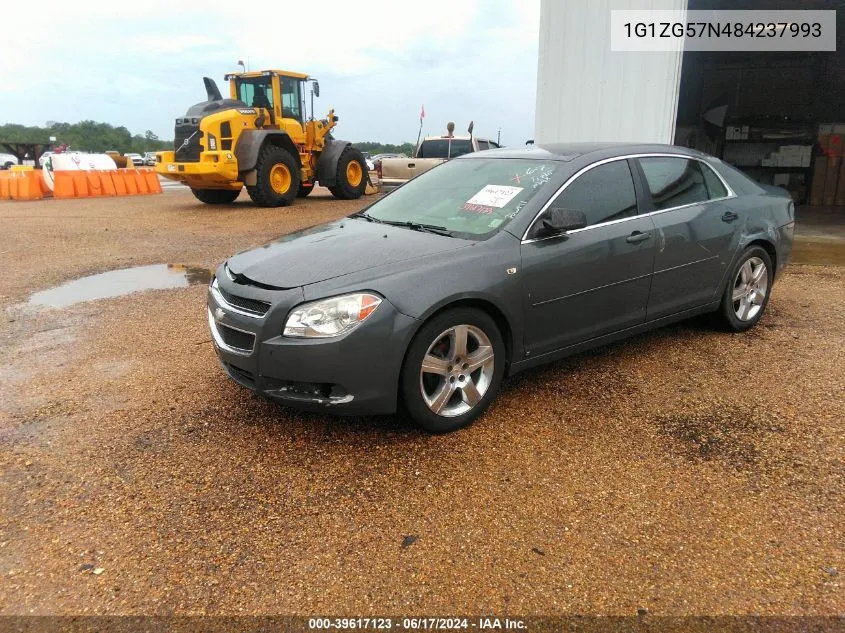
[{"left": 466, "top": 185, "right": 523, "bottom": 208}]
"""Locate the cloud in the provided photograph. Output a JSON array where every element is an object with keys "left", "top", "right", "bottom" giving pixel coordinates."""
[{"left": 0, "top": 0, "right": 540, "bottom": 145}]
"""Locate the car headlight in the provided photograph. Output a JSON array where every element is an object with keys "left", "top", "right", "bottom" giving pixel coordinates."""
[{"left": 284, "top": 293, "right": 382, "bottom": 338}]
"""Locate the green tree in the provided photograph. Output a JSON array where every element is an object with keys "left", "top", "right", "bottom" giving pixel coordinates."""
[{"left": 0, "top": 120, "right": 172, "bottom": 154}]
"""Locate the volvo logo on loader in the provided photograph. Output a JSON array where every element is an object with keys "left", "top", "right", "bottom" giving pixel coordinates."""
[{"left": 155, "top": 68, "right": 370, "bottom": 208}]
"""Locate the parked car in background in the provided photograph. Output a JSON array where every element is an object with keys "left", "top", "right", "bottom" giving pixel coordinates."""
[
  {"left": 379, "top": 124, "right": 499, "bottom": 189},
  {"left": 143, "top": 152, "right": 157, "bottom": 166},
  {"left": 125, "top": 153, "right": 144, "bottom": 166},
  {"left": 0, "top": 153, "right": 18, "bottom": 169},
  {"left": 371, "top": 153, "right": 407, "bottom": 162},
  {"left": 207, "top": 143, "right": 794, "bottom": 433}
]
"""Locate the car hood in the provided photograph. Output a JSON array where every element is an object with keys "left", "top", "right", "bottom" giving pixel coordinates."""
[{"left": 225, "top": 218, "right": 473, "bottom": 288}]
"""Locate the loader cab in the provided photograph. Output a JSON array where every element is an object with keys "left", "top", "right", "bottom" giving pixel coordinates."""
[{"left": 226, "top": 70, "right": 309, "bottom": 128}]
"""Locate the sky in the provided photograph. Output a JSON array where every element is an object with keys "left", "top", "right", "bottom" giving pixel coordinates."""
[{"left": 0, "top": 0, "right": 541, "bottom": 146}]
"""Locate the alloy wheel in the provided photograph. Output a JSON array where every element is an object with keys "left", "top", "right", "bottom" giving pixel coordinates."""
[
  {"left": 419, "top": 324, "right": 495, "bottom": 417},
  {"left": 732, "top": 256, "right": 768, "bottom": 321}
]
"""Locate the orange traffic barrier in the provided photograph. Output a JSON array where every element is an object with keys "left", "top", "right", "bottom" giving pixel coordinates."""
[
  {"left": 100, "top": 171, "right": 117, "bottom": 196},
  {"left": 14, "top": 167, "right": 162, "bottom": 200},
  {"left": 71, "top": 172, "right": 89, "bottom": 197},
  {"left": 112, "top": 170, "right": 128, "bottom": 196},
  {"left": 130, "top": 169, "right": 150, "bottom": 194},
  {"left": 86, "top": 172, "right": 104, "bottom": 197},
  {"left": 2, "top": 170, "right": 44, "bottom": 200},
  {"left": 123, "top": 170, "right": 139, "bottom": 195},
  {"left": 0, "top": 172, "right": 11, "bottom": 199},
  {"left": 143, "top": 168, "right": 162, "bottom": 193},
  {"left": 53, "top": 171, "right": 76, "bottom": 198}
]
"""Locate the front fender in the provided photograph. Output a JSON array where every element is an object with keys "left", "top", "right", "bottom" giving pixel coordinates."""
[
  {"left": 234, "top": 130, "right": 300, "bottom": 174},
  {"left": 315, "top": 138, "right": 351, "bottom": 187}
]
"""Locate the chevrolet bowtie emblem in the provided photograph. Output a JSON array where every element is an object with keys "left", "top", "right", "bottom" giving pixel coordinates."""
[{"left": 214, "top": 308, "right": 225, "bottom": 320}]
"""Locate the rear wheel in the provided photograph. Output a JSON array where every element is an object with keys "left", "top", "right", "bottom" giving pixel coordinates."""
[
  {"left": 714, "top": 245, "right": 773, "bottom": 332},
  {"left": 247, "top": 145, "right": 300, "bottom": 207},
  {"left": 328, "top": 147, "right": 368, "bottom": 200},
  {"left": 400, "top": 308, "right": 505, "bottom": 433},
  {"left": 190, "top": 188, "right": 241, "bottom": 204}
]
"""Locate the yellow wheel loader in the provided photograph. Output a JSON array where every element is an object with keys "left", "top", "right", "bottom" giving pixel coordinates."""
[{"left": 155, "top": 70, "right": 368, "bottom": 206}]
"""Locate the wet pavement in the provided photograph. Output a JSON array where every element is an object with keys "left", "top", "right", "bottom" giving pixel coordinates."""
[{"left": 28, "top": 264, "right": 213, "bottom": 308}]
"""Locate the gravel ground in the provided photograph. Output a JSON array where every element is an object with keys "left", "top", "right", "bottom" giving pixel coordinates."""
[{"left": 0, "top": 191, "right": 842, "bottom": 616}]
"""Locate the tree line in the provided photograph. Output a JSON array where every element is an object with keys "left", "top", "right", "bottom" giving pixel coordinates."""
[
  {"left": 0, "top": 121, "right": 171, "bottom": 154},
  {"left": 0, "top": 120, "right": 417, "bottom": 156}
]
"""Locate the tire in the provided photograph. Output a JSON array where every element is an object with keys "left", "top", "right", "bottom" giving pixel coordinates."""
[
  {"left": 190, "top": 188, "right": 241, "bottom": 204},
  {"left": 714, "top": 245, "right": 774, "bottom": 332},
  {"left": 297, "top": 183, "right": 314, "bottom": 198},
  {"left": 328, "top": 147, "right": 368, "bottom": 200},
  {"left": 246, "top": 145, "right": 300, "bottom": 207},
  {"left": 400, "top": 308, "right": 505, "bottom": 433}
]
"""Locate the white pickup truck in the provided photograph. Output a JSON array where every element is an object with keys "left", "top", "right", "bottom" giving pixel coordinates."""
[{"left": 378, "top": 128, "right": 499, "bottom": 189}]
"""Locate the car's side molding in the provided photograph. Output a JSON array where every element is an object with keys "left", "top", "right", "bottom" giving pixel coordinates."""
[
  {"left": 507, "top": 299, "right": 721, "bottom": 376},
  {"left": 521, "top": 153, "right": 738, "bottom": 245}
]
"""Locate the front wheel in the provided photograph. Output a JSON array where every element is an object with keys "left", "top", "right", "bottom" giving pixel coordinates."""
[
  {"left": 190, "top": 188, "right": 241, "bottom": 204},
  {"left": 328, "top": 147, "right": 368, "bottom": 200},
  {"left": 714, "top": 245, "right": 774, "bottom": 332},
  {"left": 247, "top": 145, "right": 300, "bottom": 207},
  {"left": 400, "top": 308, "right": 505, "bottom": 433}
]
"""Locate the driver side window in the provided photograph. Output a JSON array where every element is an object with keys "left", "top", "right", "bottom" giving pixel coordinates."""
[{"left": 551, "top": 160, "right": 638, "bottom": 228}]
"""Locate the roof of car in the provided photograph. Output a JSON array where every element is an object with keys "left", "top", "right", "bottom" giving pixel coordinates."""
[{"left": 462, "top": 142, "right": 706, "bottom": 162}]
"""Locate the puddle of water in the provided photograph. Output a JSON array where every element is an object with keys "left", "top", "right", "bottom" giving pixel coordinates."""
[
  {"left": 28, "top": 264, "right": 214, "bottom": 308},
  {"left": 790, "top": 239, "right": 845, "bottom": 267}
]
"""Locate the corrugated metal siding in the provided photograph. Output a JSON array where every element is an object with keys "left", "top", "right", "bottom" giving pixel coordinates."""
[{"left": 535, "top": 0, "right": 686, "bottom": 144}]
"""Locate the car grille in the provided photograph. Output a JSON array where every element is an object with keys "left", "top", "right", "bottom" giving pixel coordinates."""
[
  {"left": 219, "top": 286, "right": 271, "bottom": 316},
  {"left": 217, "top": 323, "right": 255, "bottom": 353},
  {"left": 174, "top": 122, "right": 202, "bottom": 162}
]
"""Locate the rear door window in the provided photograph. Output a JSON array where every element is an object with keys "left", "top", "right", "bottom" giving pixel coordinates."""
[{"left": 638, "top": 157, "right": 709, "bottom": 210}]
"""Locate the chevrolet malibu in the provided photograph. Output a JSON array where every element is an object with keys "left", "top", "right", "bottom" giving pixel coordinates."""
[{"left": 207, "top": 143, "right": 794, "bottom": 433}]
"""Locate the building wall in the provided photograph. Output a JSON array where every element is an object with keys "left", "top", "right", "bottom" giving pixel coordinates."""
[{"left": 534, "top": 0, "right": 686, "bottom": 144}]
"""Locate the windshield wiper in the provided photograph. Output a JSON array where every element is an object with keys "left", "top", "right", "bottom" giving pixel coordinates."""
[
  {"left": 348, "top": 210, "right": 384, "bottom": 223},
  {"left": 350, "top": 212, "right": 454, "bottom": 236},
  {"left": 380, "top": 219, "right": 454, "bottom": 237}
]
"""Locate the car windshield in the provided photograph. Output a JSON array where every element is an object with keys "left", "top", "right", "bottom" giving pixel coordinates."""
[{"left": 362, "top": 158, "right": 561, "bottom": 238}]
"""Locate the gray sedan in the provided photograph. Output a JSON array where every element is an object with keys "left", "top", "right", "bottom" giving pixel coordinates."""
[{"left": 208, "top": 143, "right": 794, "bottom": 433}]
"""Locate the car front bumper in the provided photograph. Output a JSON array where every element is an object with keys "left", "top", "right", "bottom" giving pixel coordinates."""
[{"left": 207, "top": 272, "right": 418, "bottom": 415}]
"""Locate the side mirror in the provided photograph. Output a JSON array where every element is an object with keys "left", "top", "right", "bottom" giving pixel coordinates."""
[
  {"left": 312, "top": 81, "right": 320, "bottom": 97},
  {"left": 467, "top": 120, "right": 474, "bottom": 135},
  {"left": 541, "top": 207, "right": 587, "bottom": 235}
]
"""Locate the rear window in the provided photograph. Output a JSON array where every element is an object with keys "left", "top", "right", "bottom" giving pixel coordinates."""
[{"left": 417, "top": 139, "right": 473, "bottom": 159}]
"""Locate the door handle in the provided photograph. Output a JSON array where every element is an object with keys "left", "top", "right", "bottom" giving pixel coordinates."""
[
  {"left": 408, "top": 163, "right": 415, "bottom": 168},
  {"left": 722, "top": 211, "right": 739, "bottom": 223},
  {"left": 626, "top": 230, "right": 652, "bottom": 244}
]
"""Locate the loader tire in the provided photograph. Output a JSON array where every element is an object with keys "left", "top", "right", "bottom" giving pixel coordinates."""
[
  {"left": 191, "top": 188, "right": 241, "bottom": 204},
  {"left": 247, "top": 145, "right": 300, "bottom": 207},
  {"left": 328, "top": 147, "right": 367, "bottom": 200}
]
